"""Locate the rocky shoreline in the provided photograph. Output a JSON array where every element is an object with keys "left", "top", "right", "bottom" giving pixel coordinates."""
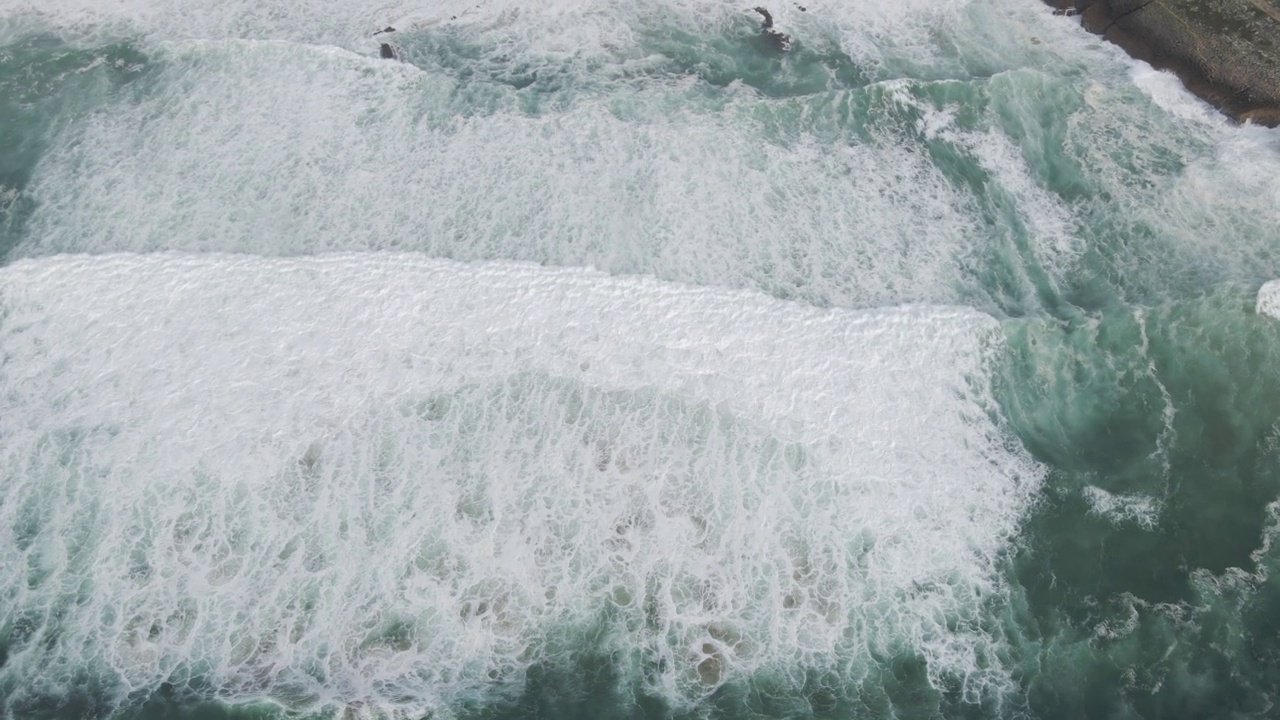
[{"left": 1043, "top": 0, "right": 1280, "bottom": 126}]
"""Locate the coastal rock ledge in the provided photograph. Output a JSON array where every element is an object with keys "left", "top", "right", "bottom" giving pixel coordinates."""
[{"left": 1045, "top": 0, "right": 1280, "bottom": 126}]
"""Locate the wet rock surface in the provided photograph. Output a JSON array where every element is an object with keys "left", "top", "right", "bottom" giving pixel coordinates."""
[{"left": 1045, "top": 0, "right": 1280, "bottom": 125}]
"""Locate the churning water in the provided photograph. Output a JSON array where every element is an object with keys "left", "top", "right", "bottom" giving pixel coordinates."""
[{"left": 1, "top": 0, "right": 1279, "bottom": 718}]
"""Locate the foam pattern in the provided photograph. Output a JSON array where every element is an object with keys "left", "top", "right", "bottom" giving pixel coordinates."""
[
  {"left": 0, "top": 0, "right": 972, "bottom": 53},
  {"left": 6, "top": 0, "right": 1280, "bottom": 316},
  {"left": 1259, "top": 280, "right": 1280, "bottom": 320},
  {"left": 16, "top": 36, "right": 994, "bottom": 310},
  {"left": 0, "top": 253, "right": 1043, "bottom": 714},
  {"left": 1082, "top": 486, "right": 1160, "bottom": 530}
]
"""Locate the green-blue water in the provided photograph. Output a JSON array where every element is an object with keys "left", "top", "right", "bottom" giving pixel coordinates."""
[{"left": 2, "top": 1, "right": 1279, "bottom": 718}]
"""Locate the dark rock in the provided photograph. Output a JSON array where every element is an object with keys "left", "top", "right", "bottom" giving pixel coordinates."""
[
  {"left": 1045, "top": 0, "right": 1280, "bottom": 126},
  {"left": 753, "top": 6, "right": 793, "bottom": 51}
]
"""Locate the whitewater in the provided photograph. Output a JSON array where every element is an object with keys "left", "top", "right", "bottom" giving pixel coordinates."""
[{"left": 0, "top": 0, "right": 1279, "bottom": 719}]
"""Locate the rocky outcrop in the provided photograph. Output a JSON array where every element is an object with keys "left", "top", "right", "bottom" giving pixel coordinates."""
[{"left": 1045, "top": 0, "right": 1280, "bottom": 125}]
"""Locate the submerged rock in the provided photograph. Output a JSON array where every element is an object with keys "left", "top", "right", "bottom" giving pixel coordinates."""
[
  {"left": 375, "top": 26, "right": 399, "bottom": 61},
  {"left": 1045, "top": 0, "right": 1280, "bottom": 126},
  {"left": 753, "top": 7, "right": 793, "bottom": 51}
]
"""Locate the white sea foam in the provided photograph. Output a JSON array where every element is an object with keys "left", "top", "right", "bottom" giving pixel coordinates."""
[
  {"left": 17, "top": 36, "right": 990, "bottom": 309},
  {"left": 899, "top": 70, "right": 1083, "bottom": 278},
  {"left": 1082, "top": 486, "right": 1160, "bottom": 530},
  {"left": 1062, "top": 69, "right": 1280, "bottom": 297},
  {"left": 1129, "top": 63, "right": 1222, "bottom": 128},
  {"left": 19, "top": 0, "right": 1268, "bottom": 317},
  {"left": 0, "top": 0, "right": 970, "bottom": 50},
  {"left": 0, "top": 253, "right": 1042, "bottom": 713},
  {"left": 1260, "top": 280, "right": 1280, "bottom": 320},
  {"left": 6, "top": 0, "right": 1279, "bottom": 312}
]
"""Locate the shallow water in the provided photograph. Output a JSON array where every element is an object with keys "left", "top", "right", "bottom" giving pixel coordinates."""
[{"left": 0, "top": 0, "right": 1278, "bottom": 718}]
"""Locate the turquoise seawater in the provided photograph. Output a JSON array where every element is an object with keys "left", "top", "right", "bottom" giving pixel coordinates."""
[{"left": 2, "top": 0, "right": 1280, "bottom": 718}]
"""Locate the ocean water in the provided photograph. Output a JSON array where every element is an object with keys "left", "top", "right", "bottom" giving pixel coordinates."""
[{"left": 0, "top": 0, "right": 1278, "bottom": 718}]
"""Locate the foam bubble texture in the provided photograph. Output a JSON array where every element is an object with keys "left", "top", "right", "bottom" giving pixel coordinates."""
[
  {"left": 8, "top": 0, "right": 1280, "bottom": 314},
  {"left": 16, "top": 37, "right": 993, "bottom": 310},
  {"left": 1260, "top": 281, "right": 1280, "bottom": 320},
  {"left": 0, "top": 0, "right": 972, "bottom": 52},
  {"left": 0, "top": 253, "right": 1042, "bottom": 714},
  {"left": 1082, "top": 486, "right": 1160, "bottom": 530}
]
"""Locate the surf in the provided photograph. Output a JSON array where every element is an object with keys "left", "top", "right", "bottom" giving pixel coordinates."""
[
  {"left": 2, "top": 0, "right": 1280, "bottom": 717},
  {"left": 0, "top": 252, "right": 1042, "bottom": 717}
]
